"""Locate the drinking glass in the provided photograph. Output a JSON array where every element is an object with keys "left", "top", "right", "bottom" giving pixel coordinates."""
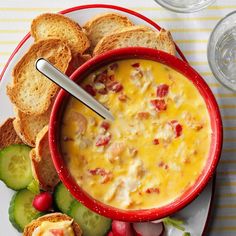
[
  {"left": 208, "top": 11, "right": 236, "bottom": 92},
  {"left": 154, "top": 0, "right": 215, "bottom": 13}
]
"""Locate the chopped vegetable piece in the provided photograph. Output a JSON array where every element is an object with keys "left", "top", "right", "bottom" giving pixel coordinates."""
[
  {"left": 84, "top": 84, "right": 96, "bottom": 96},
  {"left": 109, "top": 63, "right": 118, "bottom": 71},
  {"left": 95, "top": 133, "right": 111, "bottom": 146},
  {"left": 131, "top": 63, "right": 140, "bottom": 68},
  {"left": 183, "top": 232, "right": 191, "bottom": 236},
  {"left": 170, "top": 120, "right": 183, "bottom": 138},
  {"left": 153, "top": 139, "right": 159, "bottom": 145},
  {"left": 151, "top": 99, "right": 167, "bottom": 111},
  {"left": 50, "top": 229, "right": 64, "bottom": 236},
  {"left": 101, "top": 121, "right": 110, "bottom": 131},
  {"left": 156, "top": 84, "right": 169, "bottom": 97},
  {"left": 107, "top": 81, "right": 123, "bottom": 92},
  {"left": 163, "top": 217, "right": 185, "bottom": 231}
]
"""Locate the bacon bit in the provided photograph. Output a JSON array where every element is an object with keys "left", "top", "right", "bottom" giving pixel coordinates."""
[
  {"left": 131, "top": 62, "right": 140, "bottom": 68},
  {"left": 156, "top": 84, "right": 169, "bottom": 97},
  {"left": 170, "top": 120, "right": 183, "bottom": 138},
  {"left": 107, "top": 81, "right": 123, "bottom": 92},
  {"left": 63, "top": 136, "right": 74, "bottom": 142},
  {"left": 101, "top": 121, "right": 110, "bottom": 131},
  {"left": 108, "top": 74, "right": 115, "bottom": 82},
  {"left": 146, "top": 188, "right": 160, "bottom": 194},
  {"left": 95, "top": 133, "right": 111, "bottom": 146},
  {"left": 184, "top": 158, "right": 191, "bottom": 164},
  {"left": 94, "top": 72, "right": 108, "bottom": 84},
  {"left": 195, "top": 124, "right": 203, "bottom": 131},
  {"left": 109, "top": 63, "right": 118, "bottom": 71},
  {"left": 88, "top": 168, "right": 112, "bottom": 184},
  {"left": 97, "top": 87, "right": 108, "bottom": 94},
  {"left": 128, "top": 147, "right": 138, "bottom": 157},
  {"left": 158, "top": 161, "right": 169, "bottom": 169},
  {"left": 83, "top": 84, "right": 96, "bottom": 96},
  {"left": 137, "top": 112, "right": 150, "bottom": 120},
  {"left": 49, "top": 229, "right": 64, "bottom": 236},
  {"left": 89, "top": 168, "right": 108, "bottom": 176},
  {"left": 151, "top": 99, "right": 167, "bottom": 111},
  {"left": 153, "top": 139, "right": 159, "bottom": 145},
  {"left": 118, "top": 93, "right": 128, "bottom": 102}
]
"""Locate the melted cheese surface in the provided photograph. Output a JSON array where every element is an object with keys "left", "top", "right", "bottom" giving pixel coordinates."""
[{"left": 61, "top": 59, "right": 211, "bottom": 210}]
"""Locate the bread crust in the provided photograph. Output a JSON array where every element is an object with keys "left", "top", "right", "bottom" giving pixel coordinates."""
[
  {"left": 30, "top": 126, "right": 59, "bottom": 191},
  {"left": 0, "top": 118, "right": 23, "bottom": 149},
  {"left": 23, "top": 213, "right": 82, "bottom": 236},
  {"left": 7, "top": 38, "right": 71, "bottom": 115},
  {"left": 31, "top": 13, "right": 90, "bottom": 55},
  {"left": 93, "top": 26, "right": 175, "bottom": 56},
  {"left": 13, "top": 106, "right": 51, "bottom": 147},
  {"left": 83, "top": 12, "right": 134, "bottom": 51}
]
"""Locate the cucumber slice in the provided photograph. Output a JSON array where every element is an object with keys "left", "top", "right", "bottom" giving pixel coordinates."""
[
  {"left": 9, "top": 189, "right": 43, "bottom": 232},
  {"left": 69, "top": 201, "right": 111, "bottom": 236},
  {"left": 54, "top": 182, "right": 75, "bottom": 214},
  {"left": 0, "top": 144, "right": 33, "bottom": 190}
]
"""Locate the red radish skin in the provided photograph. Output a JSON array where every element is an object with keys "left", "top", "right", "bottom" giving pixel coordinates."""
[
  {"left": 32, "top": 192, "right": 53, "bottom": 212},
  {"left": 133, "top": 222, "right": 164, "bottom": 236},
  {"left": 112, "top": 221, "right": 134, "bottom": 236},
  {"left": 107, "top": 231, "right": 114, "bottom": 236}
]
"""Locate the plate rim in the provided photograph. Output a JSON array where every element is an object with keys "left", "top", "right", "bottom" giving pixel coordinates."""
[{"left": 0, "top": 4, "right": 214, "bottom": 235}]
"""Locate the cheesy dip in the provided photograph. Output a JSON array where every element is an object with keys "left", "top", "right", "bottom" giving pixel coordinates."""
[{"left": 61, "top": 59, "right": 211, "bottom": 210}]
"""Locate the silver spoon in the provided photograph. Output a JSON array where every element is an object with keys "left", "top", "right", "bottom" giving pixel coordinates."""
[{"left": 35, "top": 58, "right": 114, "bottom": 121}]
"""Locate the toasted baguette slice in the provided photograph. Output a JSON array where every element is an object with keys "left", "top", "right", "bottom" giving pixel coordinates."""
[
  {"left": 30, "top": 126, "right": 59, "bottom": 191},
  {"left": 31, "top": 13, "right": 90, "bottom": 55},
  {"left": 83, "top": 12, "right": 134, "bottom": 51},
  {"left": 23, "top": 213, "right": 82, "bottom": 236},
  {"left": 13, "top": 107, "right": 51, "bottom": 147},
  {"left": 93, "top": 26, "right": 176, "bottom": 56},
  {"left": 0, "top": 118, "right": 23, "bottom": 149},
  {"left": 7, "top": 38, "right": 71, "bottom": 115}
]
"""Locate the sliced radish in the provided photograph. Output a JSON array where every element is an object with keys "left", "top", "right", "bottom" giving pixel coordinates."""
[
  {"left": 133, "top": 222, "right": 164, "bottom": 236},
  {"left": 112, "top": 221, "right": 134, "bottom": 236}
]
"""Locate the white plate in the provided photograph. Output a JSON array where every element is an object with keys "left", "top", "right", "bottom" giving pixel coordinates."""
[{"left": 0, "top": 4, "right": 213, "bottom": 236}]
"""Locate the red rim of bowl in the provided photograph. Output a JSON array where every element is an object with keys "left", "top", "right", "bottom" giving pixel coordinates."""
[{"left": 49, "top": 47, "right": 223, "bottom": 222}]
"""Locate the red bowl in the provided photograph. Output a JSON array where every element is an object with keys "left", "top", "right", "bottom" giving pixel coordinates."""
[{"left": 49, "top": 47, "right": 223, "bottom": 222}]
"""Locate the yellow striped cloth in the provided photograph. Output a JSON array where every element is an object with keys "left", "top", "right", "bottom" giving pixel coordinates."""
[{"left": 0, "top": 0, "right": 235, "bottom": 235}]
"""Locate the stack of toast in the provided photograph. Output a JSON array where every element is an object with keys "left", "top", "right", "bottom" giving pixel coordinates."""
[{"left": 0, "top": 12, "right": 175, "bottom": 191}]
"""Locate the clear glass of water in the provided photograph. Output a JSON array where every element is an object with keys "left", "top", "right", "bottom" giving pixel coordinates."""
[
  {"left": 154, "top": 0, "right": 215, "bottom": 13},
  {"left": 208, "top": 11, "right": 236, "bottom": 92}
]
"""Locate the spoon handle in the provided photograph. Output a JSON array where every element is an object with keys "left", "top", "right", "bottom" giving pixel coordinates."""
[{"left": 35, "top": 58, "right": 114, "bottom": 121}]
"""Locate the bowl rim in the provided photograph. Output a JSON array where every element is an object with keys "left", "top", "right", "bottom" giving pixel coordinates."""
[{"left": 49, "top": 47, "right": 223, "bottom": 221}]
